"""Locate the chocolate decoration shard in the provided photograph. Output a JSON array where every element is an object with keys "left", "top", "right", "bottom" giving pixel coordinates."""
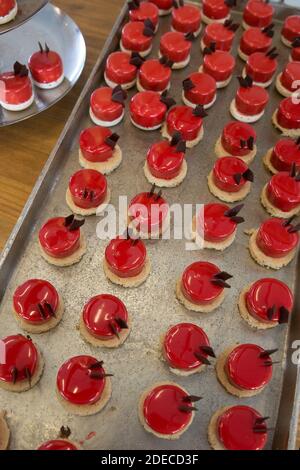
[
  {"left": 60, "top": 426, "right": 71, "bottom": 439},
  {"left": 130, "top": 52, "right": 145, "bottom": 68},
  {"left": 292, "top": 37, "right": 300, "bottom": 48},
  {"left": 230, "top": 216, "right": 245, "bottom": 224},
  {"left": 88, "top": 361, "right": 104, "bottom": 370},
  {"left": 45, "top": 302, "right": 56, "bottom": 318},
  {"left": 296, "top": 136, "right": 300, "bottom": 146},
  {"left": 185, "top": 32, "right": 195, "bottom": 42},
  {"left": 37, "top": 303, "right": 47, "bottom": 319},
  {"left": 26, "top": 335, "right": 32, "bottom": 341},
  {"left": 115, "top": 317, "right": 129, "bottom": 329},
  {"left": 248, "top": 135, "right": 254, "bottom": 150},
  {"left": 238, "top": 75, "right": 253, "bottom": 88},
  {"left": 193, "top": 104, "right": 207, "bottom": 118},
  {"left": 149, "top": 183, "right": 156, "bottom": 197},
  {"left": 182, "top": 395, "right": 202, "bottom": 403},
  {"left": 109, "top": 321, "right": 120, "bottom": 339},
  {"left": 278, "top": 306, "right": 289, "bottom": 324},
  {"left": 160, "top": 91, "right": 176, "bottom": 109},
  {"left": 259, "top": 348, "right": 278, "bottom": 358},
  {"left": 253, "top": 425, "right": 267, "bottom": 434},
  {"left": 131, "top": 237, "right": 140, "bottom": 246},
  {"left": 155, "top": 189, "right": 163, "bottom": 201},
  {"left": 240, "top": 139, "right": 246, "bottom": 149},
  {"left": 233, "top": 173, "right": 242, "bottom": 185},
  {"left": 243, "top": 168, "right": 254, "bottom": 182},
  {"left": 105, "top": 132, "right": 120, "bottom": 149},
  {"left": 225, "top": 0, "right": 236, "bottom": 6},
  {"left": 214, "top": 271, "right": 233, "bottom": 281},
  {"left": 64, "top": 214, "right": 75, "bottom": 226},
  {"left": 144, "top": 18, "right": 155, "bottom": 31},
  {"left": 111, "top": 85, "right": 127, "bottom": 104},
  {"left": 45, "top": 43, "right": 50, "bottom": 54},
  {"left": 287, "top": 222, "right": 300, "bottom": 233},
  {"left": 224, "top": 19, "right": 239, "bottom": 32},
  {"left": 128, "top": 0, "right": 140, "bottom": 11},
  {"left": 38, "top": 41, "right": 43, "bottom": 53},
  {"left": 13, "top": 61, "right": 29, "bottom": 77},
  {"left": 159, "top": 56, "right": 173, "bottom": 68},
  {"left": 89, "top": 190, "right": 95, "bottom": 201},
  {"left": 182, "top": 77, "right": 195, "bottom": 91},
  {"left": 267, "top": 304, "right": 276, "bottom": 321},
  {"left": 262, "top": 24, "right": 274, "bottom": 38},
  {"left": 90, "top": 372, "right": 114, "bottom": 379},
  {"left": 25, "top": 367, "right": 32, "bottom": 386},
  {"left": 211, "top": 278, "right": 231, "bottom": 288},
  {"left": 264, "top": 361, "right": 280, "bottom": 367},
  {"left": 173, "top": 0, "right": 179, "bottom": 8},
  {"left": 82, "top": 188, "right": 88, "bottom": 199},
  {"left": 224, "top": 204, "right": 244, "bottom": 217},
  {"left": 255, "top": 416, "right": 269, "bottom": 425},
  {"left": 176, "top": 140, "right": 186, "bottom": 153},
  {"left": 170, "top": 131, "right": 182, "bottom": 146},
  {"left": 203, "top": 47, "right": 213, "bottom": 56},
  {"left": 283, "top": 215, "right": 296, "bottom": 227},
  {"left": 194, "top": 351, "right": 211, "bottom": 365},
  {"left": 199, "top": 345, "right": 216, "bottom": 358},
  {"left": 11, "top": 367, "right": 18, "bottom": 384},
  {"left": 179, "top": 405, "right": 198, "bottom": 413},
  {"left": 143, "top": 25, "right": 155, "bottom": 37},
  {"left": 290, "top": 162, "right": 297, "bottom": 178},
  {"left": 68, "top": 218, "right": 85, "bottom": 231},
  {"left": 266, "top": 46, "right": 277, "bottom": 58}
]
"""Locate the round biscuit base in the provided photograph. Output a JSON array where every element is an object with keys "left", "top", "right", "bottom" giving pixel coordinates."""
[
  {"left": 176, "top": 279, "right": 225, "bottom": 313},
  {"left": 160, "top": 332, "right": 206, "bottom": 376},
  {"left": 79, "top": 146, "right": 122, "bottom": 175},
  {"left": 39, "top": 235, "right": 87, "bottom": 267},
  {"left": 0, "top": 412, "right": 10, "bottom": 450},
  {"left": 13, "top": 297, "right": 64, "bottom": 334},
  {"left": 214, "top": 136, "right": 257, "bottom": 164},
  {"left": 263, "top": 148, "right": 278, "bottom": 174},
  {"left": 260, "top": 184, "right": 300, "bottom": 219},
  {"left": 0, "top": 349, "right": 44, "bottom": 393},
  {"left": 66, "top": 187, "right": 111, "bottom": 216},
  {"left": 248, "top": 229, "right": 296, "bottom": 269},
  {"left": 191, "top": 215, "right": 236, "bottom": 251},
  {"left": 272, "top": 110, "right": 300, "bottom": 137},
  {"left": 79, "top": 314, "right": 131, "bottom": 348},
  {"left": 56, "top": 377, "right": 112, "bottom": 416},
  {"left": 238, "top": 286, "right": 277, "bottom": 330},
  {"left": 208, "top": 406, "right": 232, "bottom": 450},
  {"left": 237, "top": 46, "right": 248, "bottom": 62},
  {"left": 138, "top": 382, "right": 195, "bottom": 439},
  {"left": 230, "top": 99, "right": 264, "bottom": 123},
  {"left": 103, "top": 257, "right": 151, "bottom": 288},
  {"left": 275, "top": 73, "right": 293, "bottom": 98},
  {"left": 161, "top": 123, "right": 203, "bottom": 148},
  {"left": 281, "top": 34, "right": 292, "bottom": 48},
  {"left": 207, "top": 171, "right": 251, "bottom": 202},
  {"left": 143, "top": 160, "right": 187, "bottom": 188},
  {"left": 182, "top": 90, "right": 217, "bottom": 110}
]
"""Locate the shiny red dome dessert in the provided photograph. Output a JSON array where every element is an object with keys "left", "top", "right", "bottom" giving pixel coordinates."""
[
  {"left": 128, "top": 188, "right": 169, "bottom": 236},
  {"left": 171, "top": 2, "right": 201, "bottom": 36},
  {"left": 230, "top": 76, "right": 269, "bottom": 123},
  {"left": 182, "top": 72, "right": 217, "bottom": 109},
  {"left": 137, "top": 58, "right": 172, "bottom": 93},
  {"left": 128, "top": 1, "right": 159, "bottom": 30},
  {"left": 90, "top": 85, "right": 126, "bottom": 127},
  {"left": 282, "top": 15, "right": 300, "bottom": 47},
  {"left": 120, "top": 20, "right": 154, "bottom": 57},
  {"left": 149, "top": 0, "right": 173, "bottom": 16},
  {"left": 201, "top": 48, "right": 235, "bottom": 88},
  {"left": 202, "top": 21, "right": 238, "bottom": 52},
  {"left": 243, "top": 1, "right": 274, "bottom": 30},
  {"left": 28, "top": 42, "right": 64, "bottom": 89},
  {"left": 163, "top": 104, "right": 206, "bottom": 147},
  {"left": 159, "top": 30, "right": 193, "bottom": 68},
  {"left": 104, "top": 51, "right": 143, "bottom": 89},
  {"left": 273, "top": 97, "right": 300, "bottom": 134},
  {"left": 0, "top": 0, "right": 17, "bottom": 25},
  {"left": 202, "top": 0, "right": 233, "bottom": 25},
  {"left": 239, "top": 25, "right": 273, "bottom": 60},
  {"left": 245, "top": 49, "right": 278, "bottom": 87},
  {"left": 218, "top": 121, "right": 257, "bottom": 160},
  {"left": 276, "top": 61, "right": 300, "bottom": 97},
  {"left": 268, "top": 138, "right": 300, "bottom": 173},
  {"left": 130, "top": 90, "right": 175, "bottom": 130},
  {"left": 0, "top": 61, "right": 34, "bottom": 111}
]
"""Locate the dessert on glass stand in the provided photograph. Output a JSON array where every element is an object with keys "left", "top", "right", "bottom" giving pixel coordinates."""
[
  {"left": 28, "top": 42, "right": 64, "bottom": 89},
  {"left": 0, "top": 62, "right": 34, "bottom": 111},
  {"left": 0, "top": 0, "right": 17, "bottom": 25}
]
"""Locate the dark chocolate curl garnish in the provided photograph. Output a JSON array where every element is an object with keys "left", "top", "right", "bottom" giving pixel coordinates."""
[
  {"left": 224, "top": 0, "right": 236, "bottom": 7},
  {"left": 230, "top": 216, "right": 245, "bottom": 224},
  {"left": 64, "top": 214, "right": 75, "bottom": 226},
  {"left": 203, "top": 47, "right": 213, "bottom": 56},
  {"left": 278, "top": 306, "right": 289, "bottom": 324},
  {"left": 266, "top": 46, "right": 277, "bottom": 57},
  {"left": 143, "top": 26, "right": 155, "bottom": 37},
  {"left": 45, "top": 43, "right": 50, "bottom": 54},
  {"left": 203, "top": 42, "right": 216, "bottom": 55},
  {"left": 82, "top": 188, "right": 88, "bottom": 199},
  {"left": 182, "top": 78, "right": 195, "bottom": 91},
  {"left": 240, "top": 139, "right": 246, "bottom": 149},
  {"left": 214, "top": 271, "right": 233, "bottom": 281},
  {"left": 144, "top": 18, "right": 155, "bottom": 31},
  {"left": 176, "top": 140, "right": 186, "bottom": 153},
  {"left": 262, "top": 24, "right": 274, "bottom": 38},
  {"left": 155, "top": 189, "right": 163, "bottom": 201},
  {"left": 297, "top": 137, "right": 300, "bottom": 146},
  {"left": 185, "top": 32, "right": 195, "bottom": 42},
  {"left": 287, "top": 223, "right": 300, "bottom": 233},
  {"left": 283, "top": 215, "right": 296, "bottom": 227},
  {"left": 13, "top": 61, "right": 29, "bottom": 77},
  {"left": 25, "top": 367, "right": 32, "bottom": 386},
  {"left": 111, "top": 85, "right": 127, "bottom": 103},
  {"left": 259, "top": 348, "right": 278, "bottom": 358},
  {"left": 88, "top": 361, "right": 104, "bottom": 370},
  {"left": 182, "top": 395, "right": 202, "bottom": 403},
  {"left": 89, "top": 190, "right": 95, "bottom": 202},
  {"left": 45, "top": 302, "right": 56, "bottom": 318},
  {"left": 253, "top": 426, "right": 268, "bottom": 434},
  {"left": 37, "top": 303, "right": 47, "bottom": 319},
  {"left": 179, "top": 405, "right": 197, "bottom": 413},
  {"left": 290, "top": 162, "right": 297, "bottom": 178},
  {"left": 292, "top": 37, "right": 300, "bottom": 48},
  {"left": 109, "top": 322, "right": 120, "bottom": 339},
  {"left": 248, "top": 136, "right": 254, "bottom": 150},
  {"left": 255, "top": 417, "right": 269, "bottom": 425},
  {"left": 173, "top": 0, "right": 179, "bottom": 8},
  {"left": 130, "top": 52, "right": 145, "bottom": 68},
  {"left": 194, "top": 351, "right": 211, "bottom": 365},
  {"left": 128, "top": 0, "right": 139, "bottom": 10},
  {"left": 115, "top": 317, "right": 129, "bottom": 329},
  {"left": 200, "top": 345, "right": 216, "bottom": 358},
  {"left": 68, "top": 218, "right": 85, "bottom": 231},
  {"left": 267, "top": 305, "right": 276, "bottom": 321},
  {"left": 264, "top": 361, "right": 280, "bottom": 367},
  {"left": 105, "top": 133, "right": 120, "bottom": 149},
  {"left": 224, "top": 204, "right": 244, "bottom": 217},
  {"left": 193, "top": 104, "right": 207, "bottom": 118},
  {"left": 243, "top": 168, "right": 254, "bottom": 182},
  {"left": 233, "top": 173, "right": 242, "bottom": 185},
  {"left": 211, "top": 278, "right": 231, "bottom": 289},
  {"left": 149, "top": 184, "right": 156, "bottom": 197},
  {"left": 131, "top": 238, "right": 140, "bottom": 246},
  {"left": 11, "top": 367, "right": 18, "bottom": 384},
  {"left": 90, "top": 372, "right": 114, "bottom": 379},
  {"left": 38, "top": 41, "right": 43, "bottom": 53},
  {"left": 160, "top": 92, "right": 175, "bottom": 109},
  {"left": 224, "top": 19, "right": 239, "bottom": 31},
  {"left": 238, "top": 75, "right": 253, "bottom": 88},
  {"left": 170, "top": 131, "right": 182, "bottom": 146},
  {"left": 159, "top": 56, "right": 173, "bottom": 68},
  {"left": 60, "top": 426, "right": 71, "bottom": 438}
]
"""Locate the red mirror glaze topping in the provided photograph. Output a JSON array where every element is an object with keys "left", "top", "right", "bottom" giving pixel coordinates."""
[
  {"left": 202, "top": 0, "right": 230, "bottom": 21},
  {"left": 266, "top": 172, "right": 300, "bottom": 212},
  {"left": 184, "top": 72, "right": 216, "bottom": 107},
  {"left": 128, "top": 190, "right": 169, "bottom": 232},
  {"left": 28, "top": 49, "right": 63, "bottom": 85},
  {"left": 291, "top": 46, "right": 300, "bottom": 62},
  {"left": 13, "top": 279, "right": 59, "bottom": 324},
  {"left": 271, "top": 138, "right": 300, "bottom": 172},
  {"left": 256, "top": 217, "right": 299, "bottom": 258},
  {"left": 121, "top": 21, "right": 153, "bottom": 52},
  {"left": 246, "top": 278, "right": 293, "bottom": 323},
  {"left": 197, "top": 203, "right": 237, "bottom": 242},
  {"left": 203, "top": 23, "right": 235, "bottom": 51},
  {"left": 150, "top": 0, "right": 173, "bottom": 11},
  {"left": 83, "top": 294, "right": 128, "bottom": 339},
  {"left": 171, "top": 5, "right": 201, "bottom": 34},
  {"left": 105, "top": 237, "right": 147, "bottom": 277},
  {"left": 38, "top": 439, "right": 78, "bottom": 451},
  {"left": 282, "top": 16, "right": 300, "bottom": 44},
  {"left": 246, "top": 52, "right": 277, "bottom": 84},
  {"left": 69, "top": 169, "right": 107, "bottom": 209},
  {"left": 221, "top": 121, "right": 256, "bottom": 156},
  {"left": 79, "top": 126, "right": 114, "bottom": 162},
  {"left": 159, "top": 31, "right": 191, "bottom": 63},
  {"left": 212, "top": 157, "right": 248, "bottom": 193},
  {"left": 277, "top": 98, "right": 300, "bottom": 130},
  {"left": 240, "top": 27, "right": 272, "bottom": 56},
  {"left": 226, "top": 344, "right": 272, "bottom": 390},
  {"left": 181, "top": 261, "right": 224, "bottom": 304},
  {"left": 130, "top": 91, "right": 168, "bottom": 128},
  {"left": 218, "top": 405, "right": 267, "bottom": 450},
  {"left": 0, "top": 72, "right": 32, "bottom": 105},
  {"left": 57, "top": 355, "right": 107, "bottom": 405},
  {"left": 143, "top": 384, "right": 193, "bottom": 435},
  {"left": 146, "top": 140, "right": 185, "bottom": 179},
  {"left": 138, "top": 59, "right": 171, "bottom": 92},
  {"left": 129, "top": 1, "right": 159, "bottom": 27},
  {"left": 0, "top": 335, "right": 38, "bottom": 383},
  {"left": 39, "top": 217, "right": 81, "bottom": 259},
  {"left": 105, "top": 51, "right": 138, "bottom": 85},
  {"left": 0, "top": 0, "right": 15, "bottom": 16},
  {"left": 280, "top": 61, "right": 300, "bottom": 92},
  {"left": 166, "top": 105, "right": 203, "bottom": 141},
  {"left": 243, "top": 0, "right": 274, "bottom": 29},
  {"left": 90, "top": 87, "right": 124, "bottom": 122},
  {"left": 163, "top": 322, "right": 210, "bottom": 371},
  {"left": 203, "top": 50, "right": 235, "bottom": 82},
  {"left": 235, "top": 84, "right": 269, "bottom": 116}
]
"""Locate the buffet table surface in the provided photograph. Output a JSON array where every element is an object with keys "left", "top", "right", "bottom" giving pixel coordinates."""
[{"left": 0, "top": 0, "right": 299, "bottom": 449}]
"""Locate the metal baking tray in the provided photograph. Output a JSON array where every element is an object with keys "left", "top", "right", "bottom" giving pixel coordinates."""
[
  {"left": 0, "top": 0, "right": 48, "bottom": 35},
  {"left": 0, "top": 1, "right": 299, "bottom": 450},
  {"left": 0, "top": 3, "right": 86, "bottom": 127}
]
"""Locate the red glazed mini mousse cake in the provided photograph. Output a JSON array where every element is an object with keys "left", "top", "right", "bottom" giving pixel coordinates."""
[
  {"left": 39, "top": 214, "right": 86, "bottom": 267},
  {"left": 130, "top": 90, "right": 175, "bottom": 130},
  {"left": 208, "top": 157, "right": 254, "bottom": 202},
  {"left": 261, "top": 166, "right": 300, "bottom": 218},
  {"left": 162, "top": 323, "right": 215, "bottom": 376},
  {"left": 244, "top": 49, "right": 278, "bottom": 88},
  {"left": 28, "top": 42, "right": 64, "bottom": 89},
  {"left": 272, "top": 97, "right": 300, "bottom": 137},
  {"left": 215, "top": 121, "right": 257, "bottom": 163},
  {"left": 208, "top": 405, "right": 268, "bottom": 450},
  {"left": 104, "top": 51, "right": 144, "bottom": 89},
  {"left": 230, "top": 76, "right": 269, "bottom": 123},
  {"left": 0, "top": 62, "right": 34, "bottom": 111},
  {"left": 191, "top": 202, "right": 245, "bottom": 250},
  {"left": 150, "top": 0, "right": 173, "bottom": 16},
  {"left": 79, "top": 127, "right": 121, "bottom": 174},
  {"left": 201, "top": 20, "right": 238, "bottom": 52},
  {"left": 80, "top": 294, "right": 130, "bottom": 348},
  {"left": 238, "top": 277, "right": 293, "bottom": 330},
  {"left": 216, "top": 343, "right": 275, "bottom": 397},
  {"left": 0, "top": 0, "right": 17, "bottom": 25},
  {"left": 162, "top": 104, "right": 207, "bottom": 148},
  {"left": 176, "top": 261, "right": 232, "bottom": 312},
  {"left": 38, "top": 439, "right": 79, "bottom": 451},
  {"left": 137, "top": 57, "right": 172, "bottom": 93},
  {"left": 0, "top": 334, "right": 44, "bottom": 392},
  {"left": 56, "top": 356, "right": 112, "bottom": 416},
  {"left": 248, "top": 216, "right": 300, "bottom": 269},
  {"left": 238, "top": 24, "right": 274, "bottom": 61},
  {"left": 89, "top": 85, "right": 126, "bottom": 127},
  {"left": 103, "top": 235, "right": 150, "bottom": 287},
  {"left": 291, "top": 37, "right": 300, "bottom": 62},
  {"left": 242, "top": 0, "right": 274, "bottom": 30},
  {"left": 202, "top": 0, "right": 234, "bottom": 25},
  {"left": 144, "top": 132, "right": 187, "bottom": 187},
  {"left": 171, "top": 1, "right": 202, "bottom": 37},
  {"left": 263, "top": 137, "right": 300, "bottom": 174},
  {"left": 159, "top": 31, "right": 193, "bottom": 69},
  {"left": 120, "top": 20, "right": 155, "bottom": 57},
  {"left": 128, "top": 0, "right": 159, "bottom": 31},
  {"left": 12, "top": 279, "right": 64, "bottom": 333},
  {"left": 200, "top": 45, "right": 235, "bottom": 88},
  {"left": 281, "top": 15, "right": 300, "bottom": 48},
  {"left": 182, "top": 72, "right": 217, "bottom": 109},
  {"left": 139, "top": 382, "right": 197, "bottom": 439},
  {"left": 66, "top": 169, "right": 110, "bottom": 216},
  {"left": 276, "top": 61, "right": 300, "bottom": 98}
]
